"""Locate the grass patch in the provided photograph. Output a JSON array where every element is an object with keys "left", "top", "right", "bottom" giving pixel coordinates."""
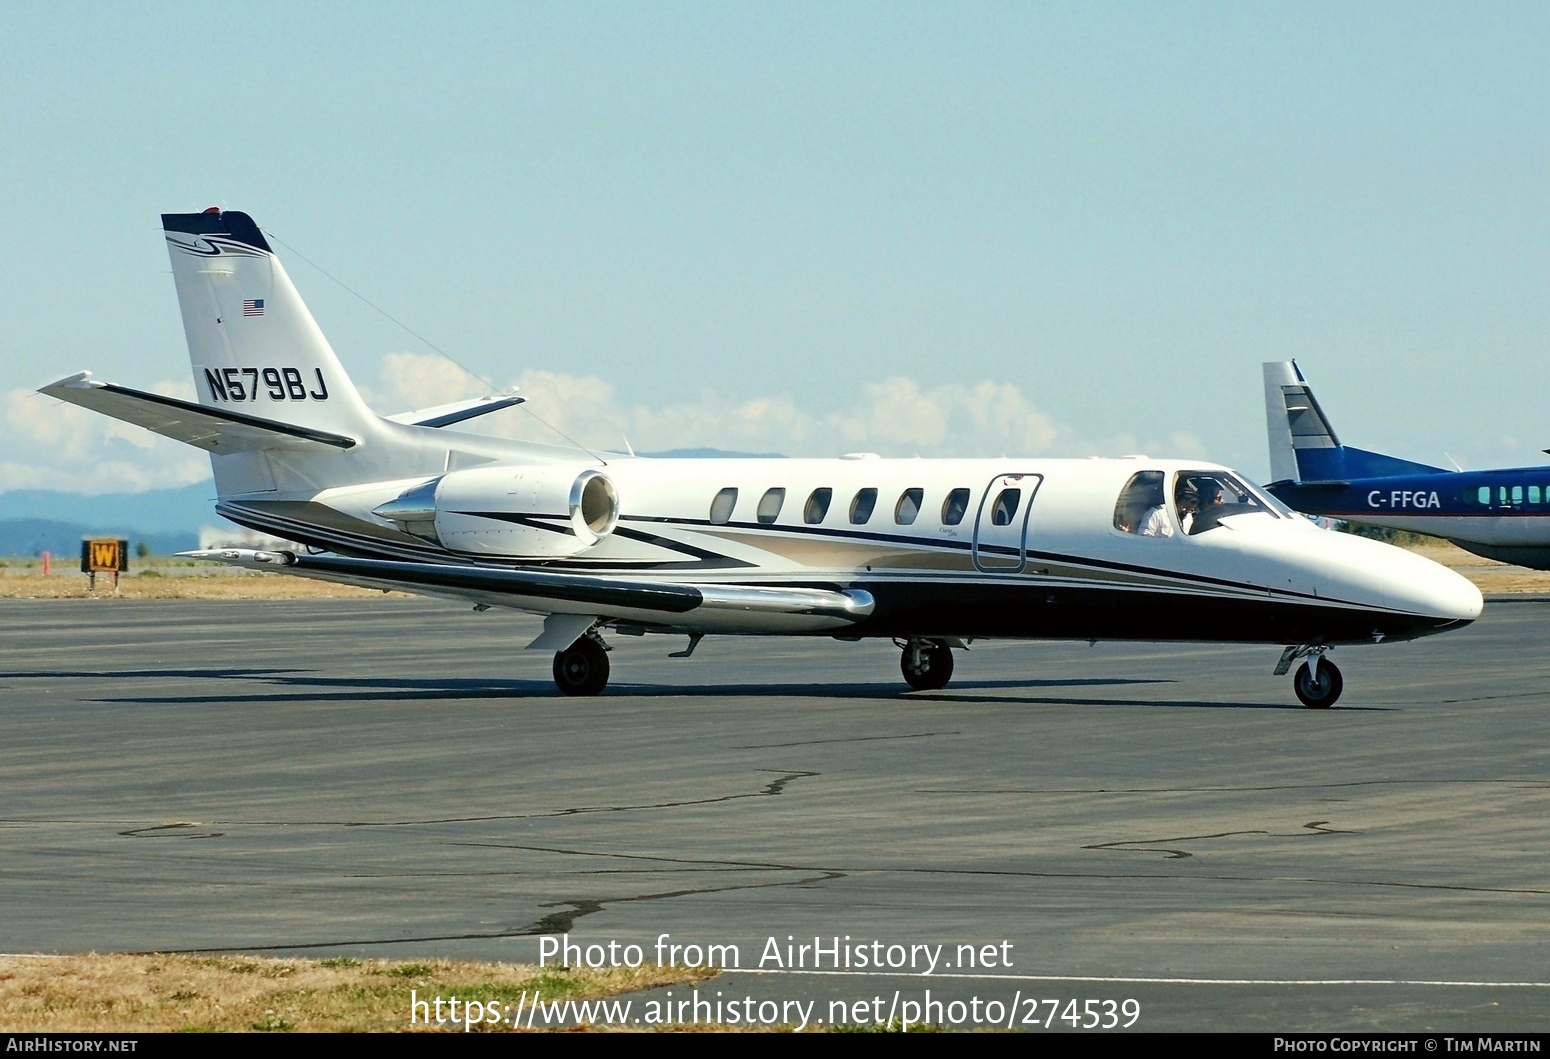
[{"left": 0, "top": 953, "right": 715, "bottom": 1032}]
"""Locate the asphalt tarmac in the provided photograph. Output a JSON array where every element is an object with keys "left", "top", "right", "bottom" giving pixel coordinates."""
[{"left": 2, "top": 596, "right": 1548, "bottom": 1033}]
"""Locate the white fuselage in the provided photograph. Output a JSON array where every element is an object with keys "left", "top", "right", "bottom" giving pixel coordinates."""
[{"left": 216, "top": 453, "right": 1484, "bottom": 646}]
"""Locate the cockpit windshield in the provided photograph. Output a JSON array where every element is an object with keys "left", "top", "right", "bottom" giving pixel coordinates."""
[{"left": 1175, "top": 470, "right": 1278, "bottom": 534}]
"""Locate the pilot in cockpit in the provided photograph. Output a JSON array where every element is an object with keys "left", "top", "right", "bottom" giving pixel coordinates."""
[
  {"left": 1185, "top": 477, "right": 1228, "bottom": 534},
  {"left": 1174, "top": 479, "right": 1200, "bottom": 535}
]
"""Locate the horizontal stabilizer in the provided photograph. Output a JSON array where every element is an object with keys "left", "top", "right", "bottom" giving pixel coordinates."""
[
  {"left": 38, "top": 372, "right": 357, "bottom": 452},
  {"left": 179, "top": 549, "right": 876, "bottom": 623},
  {"left": 384, "top": 393, "right": 525, "bottom": 428}
]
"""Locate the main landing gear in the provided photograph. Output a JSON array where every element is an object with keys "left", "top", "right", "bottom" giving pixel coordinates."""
[
  {"left": 553, "top": 634, "right": 610, "bottom": 696},
  {"left": 1275, "top": 645, "right": 1342, "bottom": 708},
  {"left": 899, "top": 638, "right": 954, "bottom": 691}
]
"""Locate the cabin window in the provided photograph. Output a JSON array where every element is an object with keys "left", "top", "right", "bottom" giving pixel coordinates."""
[
  {"left": 1478, "top": 486, "right": 1491, "bottom": 505},
  {"left": 990, "top": 488, "right": 1022, "bottom": 526},
  {"left": 757, "top": 488, "right": 786, "bottom": 524},
  {"left": 1114, "top": 471, "right": 1168, "bottom": 535},
  {"left": 941, "top": 488, "right": 970, "bottom": 526},
  {"left": 1500, "top": 486, "right": 1508, "bottom": 506},
  {"left": 1532, "top": 486, "right": 1543, "bottom": 504},
  {"left": 804, "top": 488, "right": 832, "bottom": 524},
  {"left": 1512, "top": 486, "right": 1524, "bottom": 505},
  {"left": 709, "top": 487, "right": 738, "bottom": 524},
  {"left": 850, "top": 487, "right": 878, "bottom": 524},
  {"left": 895, "top": 488, "right": 924, "bottom": 525}
]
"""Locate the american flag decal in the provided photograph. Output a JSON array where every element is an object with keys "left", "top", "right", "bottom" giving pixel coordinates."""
[{"left": 242, "top": 298, "right": 265, "bottom": 316}]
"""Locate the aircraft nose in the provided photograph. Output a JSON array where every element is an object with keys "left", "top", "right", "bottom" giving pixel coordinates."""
[
  {"left": 1385, "top": 549, "right": 1483, "bottom": 623},
  {"left": 1317, "top": 532, "right": 1483, "bottom": 629}
]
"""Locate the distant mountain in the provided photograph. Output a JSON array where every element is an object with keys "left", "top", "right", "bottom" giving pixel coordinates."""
[
  {"left": 0, "top": 519, "right": 197, "bottom": 559},
  {"left": 0, "top": 482, "right": 229, "bottom": 532},
  {"left": 0, "top": 483, "right": 233, "bottom": 558}
]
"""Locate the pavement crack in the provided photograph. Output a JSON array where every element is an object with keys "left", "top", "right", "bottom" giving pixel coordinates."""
[
  {"left": 508, "top": 870, "right": 847, "bottom": 936},
  {"left": 1085, "top": 821, "right": 1355, "bottom": 859},
  {"left": 334, "top": 770, "right": 820, "bottom": 827},
  {"left": 118, "top": 822, "right": 226, "bottom": 839}
]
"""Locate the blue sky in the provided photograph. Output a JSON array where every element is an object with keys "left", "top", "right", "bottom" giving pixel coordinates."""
[{"left": 3, "top": 2, "right": 1548, "bottom": 489}]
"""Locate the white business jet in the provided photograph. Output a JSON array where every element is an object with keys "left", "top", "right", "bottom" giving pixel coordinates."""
[{"left": 38, "top": 210, "right": 1482, "bottom": 707}]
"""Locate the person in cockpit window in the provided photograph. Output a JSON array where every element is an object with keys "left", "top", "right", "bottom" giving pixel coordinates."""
[
  {"left": 1174, "top": 479, "right": 1200, "bottom": 535},
  {"left": 1139, "top": 483, "right": 1174, "bottom": 537},
  {"left": 1187, "top": 479, "right": 1229, "bottom": 534}
]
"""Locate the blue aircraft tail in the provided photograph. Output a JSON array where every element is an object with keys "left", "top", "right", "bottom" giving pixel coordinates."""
[{"left": 1263, "top": 361, "right": 1446, "bottom": 484}]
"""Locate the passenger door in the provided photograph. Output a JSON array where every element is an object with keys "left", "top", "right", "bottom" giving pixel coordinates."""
[{"left": 972, "top": 473, "right": 1043, "bottom": 573}]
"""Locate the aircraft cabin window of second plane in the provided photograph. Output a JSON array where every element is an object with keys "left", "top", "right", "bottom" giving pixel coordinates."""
[
  {"left": 895, "top": 488, "right": 924, "bottom": 525},
  {"left": 1478, "top": 485, "right": 1537, "bottom": 508}
]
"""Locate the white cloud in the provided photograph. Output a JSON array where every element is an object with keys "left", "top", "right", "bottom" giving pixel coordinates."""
[
  {"left": 1, "top": 380, "right": 210, "bottom": 493},
  {"left": 373, "top": 353, "right": 1082, "bottom": 458},
  {"left": 1, "top": 357, "right": 1216, "bottom": 495},
  {"left": 375, "top": 352, "right": 487, "bottom": 411}
]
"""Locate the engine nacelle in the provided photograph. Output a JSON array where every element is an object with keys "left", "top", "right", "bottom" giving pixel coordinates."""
[{"left": 374, "top": 465, "right": 620, "bottom": 557}]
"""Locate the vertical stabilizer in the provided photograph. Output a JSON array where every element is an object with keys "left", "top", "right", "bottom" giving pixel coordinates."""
[
  {"left": 1263, "top": 360, "right": 1337, "bottom": 483},
  {"left": 163, "top": 210, "right": 376, "bottom": 440},
  {"left": 1263, "top": 360, "right": 1445, "bottom": 482},
  {"left": 163, "top": 209, "right": 388, "bottom": 496}
]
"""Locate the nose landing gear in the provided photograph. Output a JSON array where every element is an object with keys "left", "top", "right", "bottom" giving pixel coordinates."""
[
  {"left": 1276, "top": 645, "right": 1342, "bottom": 708},
  {"left": 899, "top": 638, "right": 954, "bottom": 691}
]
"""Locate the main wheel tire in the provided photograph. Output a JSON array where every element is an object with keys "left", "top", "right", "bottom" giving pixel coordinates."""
[
  {"left": 553, "top": 638, "right": 610, "bottom": 696},
  {"left": 1293, "top": 659, "right": 1342, "bottom": 709},
  {"left": 901, "top": 640, "right": 954, "bottom": 691}
]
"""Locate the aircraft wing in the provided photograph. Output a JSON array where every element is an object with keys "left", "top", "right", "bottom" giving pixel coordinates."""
[
  {"left": 180, "top": 549, "right": 875, "bottom": 635},
  {"left": 38, "top": 372, "right": 357, "bottom": 451}
]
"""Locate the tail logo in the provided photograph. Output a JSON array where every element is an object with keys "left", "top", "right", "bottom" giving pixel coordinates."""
[
  {"left": 166, "top": 235, "right": 268, "bottom": 259},
  {"left": 242, "top": 298, "right": 265, "bottom": 317}
]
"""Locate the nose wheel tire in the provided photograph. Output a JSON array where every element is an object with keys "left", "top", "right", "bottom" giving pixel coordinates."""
[
  {"left": 553, "top": 638, "right": 610, "bottom": 696},
  {"left": 1293, "top": 659, "right": 1342, "bottom": 709},
  {"left": 901, "top": 640, "right": 954, "bottom": 691}
]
